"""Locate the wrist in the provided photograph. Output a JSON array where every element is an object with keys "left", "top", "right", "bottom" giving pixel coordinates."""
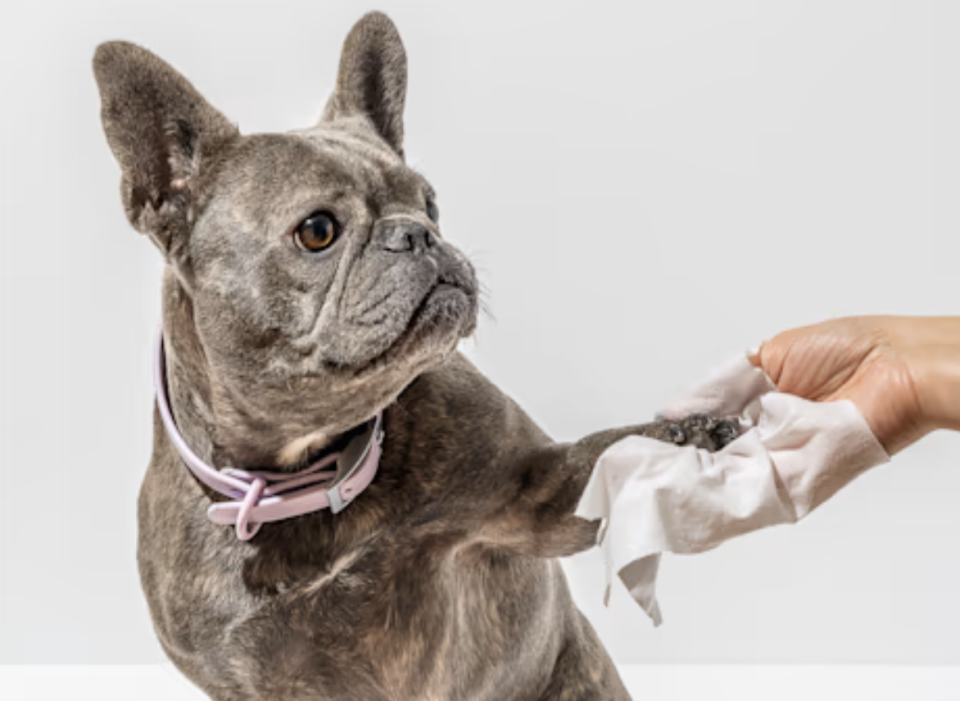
[
  {"left": 913, "top": 346, "right": 960, "bottom": 433},
  {"left": 899, "top": 317, "right": 960, "bottom": 434}
]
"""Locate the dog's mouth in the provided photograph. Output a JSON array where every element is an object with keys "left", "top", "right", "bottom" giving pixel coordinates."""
[
  {"left": 385, "top": 278, "right": 475, "bottom": 352},
  {"left": 347, "top": 273, "right": 477, "bottom": 376},
  {"left": 309, "top": 250, "right": 480, "bottom": 379},
  {"left": 416, "top": 278, "right": 472, "bottom": 319}
]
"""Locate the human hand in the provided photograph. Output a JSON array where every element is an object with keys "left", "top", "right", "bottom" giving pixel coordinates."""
[{"left": 750, "top": 316, "right": 960, "bottom": 455}]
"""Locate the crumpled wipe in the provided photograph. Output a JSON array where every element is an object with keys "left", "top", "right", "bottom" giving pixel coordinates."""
[{"left": 575, "top": 352, "right": 890, "bottom": 625}]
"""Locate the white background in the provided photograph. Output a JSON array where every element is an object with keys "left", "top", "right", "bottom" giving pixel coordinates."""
[
  {"left": 6, "top": 665, "right": 960, "bottom": 701},
  {"left": 1, "top": 0, "right": 959, "bottom": 667}
]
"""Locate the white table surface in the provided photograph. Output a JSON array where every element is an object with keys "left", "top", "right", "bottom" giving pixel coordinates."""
[{"left": 1, "top": 664, "right": 958, "bottom": 700}]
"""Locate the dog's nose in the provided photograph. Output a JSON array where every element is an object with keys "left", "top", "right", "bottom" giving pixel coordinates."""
[{"left": 378, "top": 221, "right": 436, "bottom": 254}]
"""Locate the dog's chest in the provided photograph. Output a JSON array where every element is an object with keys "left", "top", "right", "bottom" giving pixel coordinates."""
[{"left": 143, "top": 523, "right": 564, "bottom": 701}]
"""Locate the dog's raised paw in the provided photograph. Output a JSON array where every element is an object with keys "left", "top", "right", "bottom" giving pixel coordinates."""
[{"left": 663, "top": 414, "right": 741, "bottom": 452}]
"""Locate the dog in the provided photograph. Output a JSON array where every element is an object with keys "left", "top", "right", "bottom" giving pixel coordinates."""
[{"left": 94, "top": 12, "right": 737, "bottom": 700}]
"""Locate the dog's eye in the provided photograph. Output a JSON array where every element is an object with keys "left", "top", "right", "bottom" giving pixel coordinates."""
[
  {"left": 294, "top": 212, "right": 339, "bottom": 252},
  {"left": 426, "top": 198, "right": 439, "bottom": 224}
]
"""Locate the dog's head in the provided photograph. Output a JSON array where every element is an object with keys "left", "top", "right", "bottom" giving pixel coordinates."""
[{"left": 94, "top": 12, "right": 479, "bottom": 466}]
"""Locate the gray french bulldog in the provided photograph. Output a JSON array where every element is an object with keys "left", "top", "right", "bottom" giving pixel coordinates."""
[{"left": 94, "top": 11, "right": 737, "bottom": 701}]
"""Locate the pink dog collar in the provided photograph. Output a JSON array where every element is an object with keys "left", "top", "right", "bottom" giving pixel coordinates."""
[{"left": 153, "top": 323, "right": 384, "bottom": 541}]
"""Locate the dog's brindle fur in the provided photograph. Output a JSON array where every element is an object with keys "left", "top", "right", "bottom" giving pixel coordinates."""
[{"left": 95, "top": 13, "right": 737, "bottom": 700}]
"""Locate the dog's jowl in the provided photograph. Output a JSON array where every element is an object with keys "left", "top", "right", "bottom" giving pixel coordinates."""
[{"left": 94, "top": 12, "right": 736, "bottom": 701}]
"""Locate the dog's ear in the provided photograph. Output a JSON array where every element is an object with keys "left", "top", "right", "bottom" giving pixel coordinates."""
[
  {"left": 321, "top": 12, "right": 408, "bottom": 158},
  {"left": 93, "top": 42, "right": 238, "bottom": 263}
]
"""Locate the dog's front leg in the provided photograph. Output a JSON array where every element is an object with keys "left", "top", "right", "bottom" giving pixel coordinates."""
[{"left": 490, "top": 415, "right": 740, "bottom": 559}]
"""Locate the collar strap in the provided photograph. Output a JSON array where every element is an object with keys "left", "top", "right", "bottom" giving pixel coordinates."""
[{"left": 153, "top": 323, "right": 384, "bottom": 541}]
